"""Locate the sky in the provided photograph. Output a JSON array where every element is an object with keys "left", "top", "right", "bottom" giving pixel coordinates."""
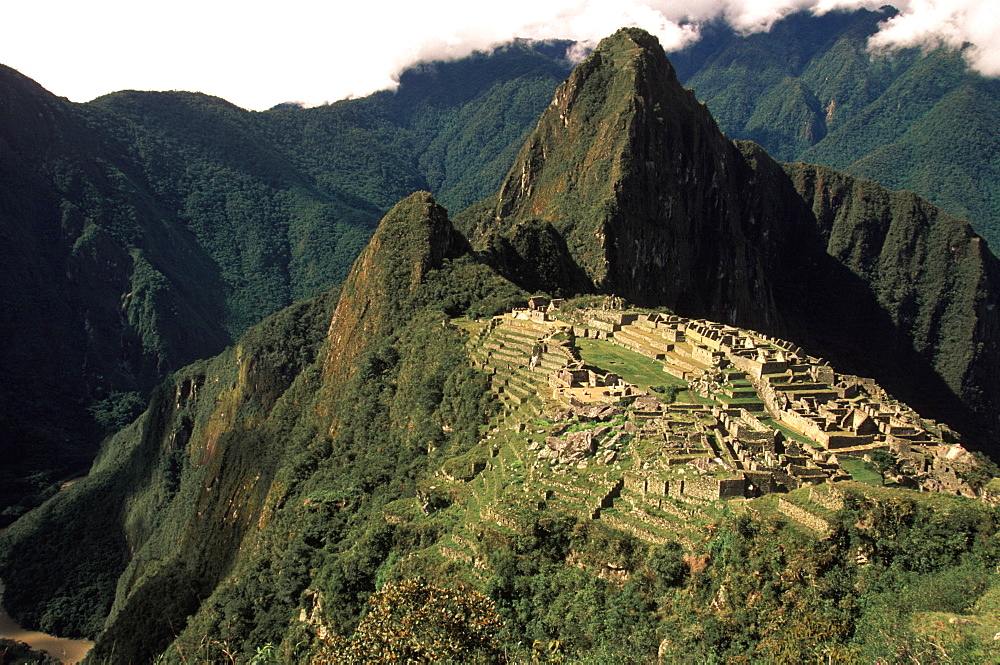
[{"left": 3, "top": 0, "right": 998, "bottom": 111}]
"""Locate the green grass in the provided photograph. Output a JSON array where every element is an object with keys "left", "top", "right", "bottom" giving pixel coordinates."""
[
  {"left": 576, "top": 338, "right": 686, "bottom": 391},
  {"left": 840, "top": 458, "right": 883, "bottom": 486},
  {"left": 681, "top": 390, "right": 718, "bottom": 406},
  {"left": 715, "top": 395, "right": 764, "bottom": 405}
]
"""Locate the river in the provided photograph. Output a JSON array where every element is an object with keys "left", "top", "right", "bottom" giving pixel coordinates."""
[
  {"left": 0, "top": 584, "right": 93, "bottom": 663},
  {"left": 0, "top": 476, "right": 94, "bottom": 663}
]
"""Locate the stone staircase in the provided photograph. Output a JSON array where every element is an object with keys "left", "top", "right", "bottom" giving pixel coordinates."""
[{"left": 610, "top": 322, "right": 673, "bottom": 359}]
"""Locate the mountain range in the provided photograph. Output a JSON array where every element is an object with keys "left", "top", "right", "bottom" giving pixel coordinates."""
[
  {"left": 4, "top": 7, "right": 1000, "bottom": 521},
  {"left": 2, "top": 8, "right": 1000, "bottom": 664}
]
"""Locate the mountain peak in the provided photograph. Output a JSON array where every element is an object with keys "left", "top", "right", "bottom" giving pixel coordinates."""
[
  {"left": 469, "top": 28, "right": 1000, "bottom": 441},
  {"left": 486, "top": 27, "right": 752, "bottom": 306},
  {"left": 493, "top": 27, "right": 689, "bottom": 228},
  {"left": 322, "top": 191, "right": 463, "bottom": 381},
  {"left": 363, "top": 191, "right": 460, "bottom": 285}
]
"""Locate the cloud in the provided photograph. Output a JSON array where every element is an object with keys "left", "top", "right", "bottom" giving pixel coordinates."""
[
  {"left": 1, "top": 1, "right": 997, "bottom": 110},
  {"left": 867, "top": 1, "right": 1000, "bottom": 76},
  {"left": 376, "top": 1, "right": 1000, "bottom": 106},
  {"left": 565, "top": 41, "right": 597, "bottom": 65}
]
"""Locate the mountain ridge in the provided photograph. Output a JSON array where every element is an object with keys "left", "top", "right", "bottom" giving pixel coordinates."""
[
  {"left": 465, "top": 28, "right": 1000, "bottom": 441},
  {"left": 3, "top": 27, "right": 1000, "bottom": 662},
  {"left": 0, "top": 45, "right": 571, "bottom": 518},
  {"left": 4, "top": 10, "right": 1000, "bottom": 520}
]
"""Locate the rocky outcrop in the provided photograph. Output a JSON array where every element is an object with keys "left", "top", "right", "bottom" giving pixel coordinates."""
[
  {"left": 322, "top": 192, "right": 465, "bottom": 384},
  {"left": 464, "top": 28, "right": 1000, "bottom": 448},
  {"left": 787, "top": 163, "right": 1000, "bottom": 430},
  {"left": 470, "top": 29, "right": 787, "bottom": 328}
]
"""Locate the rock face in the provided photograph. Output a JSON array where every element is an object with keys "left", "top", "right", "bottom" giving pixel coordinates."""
[
  {"left": 463, "top": 28, "right": 1000, "bottom": 446},
  {"left": 469, "top": 28, "right": 791, "bottom": 326},
  {"left": 544, "top": 430, "right": 598, "bottom": 464},
  {"left": 322, "top": 191, "right": 464, "bottom": 385},
  {"left": 786, "top": 163, "right": 1000, "bottom": 433}
]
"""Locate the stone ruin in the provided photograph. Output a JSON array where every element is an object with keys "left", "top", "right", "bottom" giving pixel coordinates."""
[{"left": 475, "top": 303, "right": 983, "bottom": 523}]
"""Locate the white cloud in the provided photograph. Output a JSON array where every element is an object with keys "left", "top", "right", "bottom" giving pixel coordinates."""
[
  {"left": 868, "top": 1, "right": 1000, "bottom": 76},
  {"left": 0, "top": 1, "right": 996, "bottom": 111},
  {"left": 565, "top": 41, "right": 598, "bottom": 65}
]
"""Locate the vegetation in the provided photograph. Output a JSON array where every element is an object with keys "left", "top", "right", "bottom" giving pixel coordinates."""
[
  {"left": 4, "top": 13, "right": 1000, "bottom": 665},
  {"left": 0, "top": 42, "right": 570, "bottom": 515},
  {"left": 671, "top": 7, "right": 1000, "bottom": 248},
  {"left": 657, "top": 486, "right": 1000, "bottom": 663},
  {"left": 0, "top": 640, "right": 60, "bottom": 665},
  {"left": 576, "top": 338, "right": 684, "bottom": 392},
  {"left": 323, "top": 578, "right": 504, "bottom": 662},
  {"left": 869, "top": 449, "right": 901, "bottom": 485},
  {"left": 6, "top": 7, "right": 1000, "bottom": 519}
]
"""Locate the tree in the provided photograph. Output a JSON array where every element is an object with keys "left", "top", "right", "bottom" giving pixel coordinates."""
[
  {"left": 869, "top": 450, "right": 900, "bottom": 486},
  {"left": 330, "top": 578, "right": 505, "bottom": 663}
]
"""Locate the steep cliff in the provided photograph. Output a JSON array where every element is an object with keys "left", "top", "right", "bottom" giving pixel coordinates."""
[
  {"left": 463, "top": 28, "right": 1000, "bottom": 444},
  {"left": 467, "top": 28, "right": 788, "bottom": 328},
  {"left": 787, "top": 162, "right": 1000, "bottom": 426},
  {"left": 0, "top": 65, "right": 231, "bottom": 519},
  {"left": 0, "top": 192, "right": 516, "bottom": 661},
  {"left": 321, "top": 192, "right": 465, "bottom": 384}
]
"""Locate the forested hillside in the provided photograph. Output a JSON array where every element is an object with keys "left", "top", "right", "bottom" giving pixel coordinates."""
[
  {"left": 5, "top": 7, "right": 999, "bottom": 521},
  {"left": 670, "top": 7, "right": 1000, "bottom": 249},
  {"left": 0, "top": 42, "right": 571, "bottom": 519},
  {"left": 2, "top": 28, "right": 999, "bottom": 664}
]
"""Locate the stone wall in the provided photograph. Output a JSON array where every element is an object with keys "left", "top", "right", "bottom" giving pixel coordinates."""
[
  {"left": 482, "top": 503, "right": 520, "bottom": 531},
  {"left": 587, "top": 318, "right": 618, "bottom": 333},
  {"left": 684, "top": 476, "right": 724, "bottom": 500},
  {"left": 691, "top": 344, "right": 724, "bottom": 366},
  {"left": 809, "top": 486, "right": 845, "bottom": 511},
  {"left": 717, "top": 478, "right": 745, "bottom": 497},
  {"left": 825, "top": 432, "right": 875, "bottom": 449},
  {"left": 624, "top": 472, "right": 647, "bottom": 494},
  {"left": 730, "top": 353, "right": 787, "bottom": 380},
  {"left": 743, "top": 471, "right": 777, "bottom": 495},
  {"left": 780, "top": 408, "right": 874, "bottom": 449},
  {"left": 777, "top": 498, "right": 832, "bottom": 536},
  {"left": 600, "top": 513, "right": 672, "bottom": 545}
]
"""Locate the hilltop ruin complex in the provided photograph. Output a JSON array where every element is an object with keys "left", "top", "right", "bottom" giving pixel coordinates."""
[{"left": 463, "top": 297, "right": 981, "bottom": 537}]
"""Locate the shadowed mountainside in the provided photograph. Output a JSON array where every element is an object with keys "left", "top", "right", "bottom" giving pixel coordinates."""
[
  {"left": 0, "top": 44, "right": 571, "bottom": 517},
  {"left": 460, "top": 28, "right": 1000, "bottom": 445},
  {"left": 2, "top": 28, "right": 1000, "bottom": 661}
]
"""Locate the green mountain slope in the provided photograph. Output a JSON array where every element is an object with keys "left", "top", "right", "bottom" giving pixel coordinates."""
[
  {"left": 463, "top": 28, "right": 1000, "bottom": 443},
  {"left": 0, "top": 44, "right": 571, "bottom": 518},
  {"left": 262, "top": 39, "right": 573, "bottom": 215},
  {"left": 3, "top": 28, "right": 1000, "bottom": 664},
  {"left": 0, "top": 192, "right": 520, "bottom": 657},
  {"left": 0, "top": 65, "right": 232, "bottom": 520},
  {"left": 6, "top": 10, "right": 1000, "bottom": 523},
  {"left": 85, "top": 89, "right": 381, "bottom": 326},
  {"left": 6, "top": 10, "right": 1000, "bottom": 522},
  {"left": 671, "top": 8, "right": 1000, "bottom": 249}
]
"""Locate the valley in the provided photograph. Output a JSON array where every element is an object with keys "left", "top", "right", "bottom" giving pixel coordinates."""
[
  {"left": 0, "top": 585, "right": 92, "bottom": 664},
  {"left": 2, "top": 12, "right": 1000, "bottom": 664}
]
